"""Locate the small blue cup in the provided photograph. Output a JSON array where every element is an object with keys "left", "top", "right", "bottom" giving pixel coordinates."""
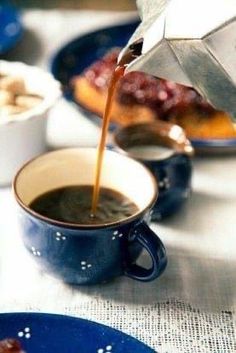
[
  {"left": 114, "top": 121, "right": 194, "bottom": 220},
  {"left": 14, "top": 148, "right": 167, "bottom": 285}
]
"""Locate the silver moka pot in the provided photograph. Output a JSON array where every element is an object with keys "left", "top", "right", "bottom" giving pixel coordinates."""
[{"left": 119, "top": 0, "right": 236, "bottom": 115}]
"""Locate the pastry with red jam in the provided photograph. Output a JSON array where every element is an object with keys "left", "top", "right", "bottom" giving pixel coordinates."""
[
  {"left": 72, "top": 48, "right": 236, "bottom": 138},
  {"left": 72, "top": 48, "right": 157, "bottom": 125}
]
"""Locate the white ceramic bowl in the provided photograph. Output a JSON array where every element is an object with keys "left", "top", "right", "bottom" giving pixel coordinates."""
[{"left": 0, "top": 61, "right": 61, "bottom": 186}]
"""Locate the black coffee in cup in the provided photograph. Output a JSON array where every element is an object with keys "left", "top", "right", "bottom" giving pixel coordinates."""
[{"left": 29, "top": 185, "right": 139, "bottom": 225}]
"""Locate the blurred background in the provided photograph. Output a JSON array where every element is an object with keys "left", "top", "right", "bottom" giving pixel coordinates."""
[{"left": 9, "top": 0, "right": 136, "bottom": 11}]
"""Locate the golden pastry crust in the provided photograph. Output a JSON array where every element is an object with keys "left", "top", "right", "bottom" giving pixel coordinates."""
[
  {"left": 169, "top": 108, "right": 236, "bottom": 139},
  {"left": 74, "top": 76, "right": 156, "bottom": 126}
]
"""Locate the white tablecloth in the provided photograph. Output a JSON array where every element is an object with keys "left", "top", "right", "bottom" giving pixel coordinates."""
[{"left": 0, "top": 10, "right": 235, "bottom": 353}]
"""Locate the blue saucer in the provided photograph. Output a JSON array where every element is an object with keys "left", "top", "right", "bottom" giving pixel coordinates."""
[
  {"left": 0, "top": 5, "right": 23, "bottom": 55},
  {"left": 0, "top": 313, "right": 154, "bottom": 353}
]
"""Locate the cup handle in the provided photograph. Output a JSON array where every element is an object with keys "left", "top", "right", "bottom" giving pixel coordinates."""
[{"left": 124, "top": 221, "right": 167, "bottom": 282}]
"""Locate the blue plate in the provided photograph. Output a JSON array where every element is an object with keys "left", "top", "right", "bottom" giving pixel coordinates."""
[
  {"left": 0, "top": 312, "right": 154, "bottom": 353},
  {"left": 190, "top": 136, "right": 236, "bottom": 154},
  {"left": 0, "top": 5, "right": 23, "bottom": 55},
  {"left": 51, "top": 21, "right": 236, "bottom": 153}
]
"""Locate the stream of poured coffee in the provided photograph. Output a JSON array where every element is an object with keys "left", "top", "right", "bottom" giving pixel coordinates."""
[
  {"left": 91, "top": 41, "right": 143, "bottom": 216},
  {"left": 91, "top": 66, "right": 125, "bottom": 216}
]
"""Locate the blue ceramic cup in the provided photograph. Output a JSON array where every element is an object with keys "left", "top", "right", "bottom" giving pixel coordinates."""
[
  {"left": 113, "top": 121, "right": 194, "bottom": 220},
  {"left": 14, "top": 148, "right": 167, "bottom": 285}
]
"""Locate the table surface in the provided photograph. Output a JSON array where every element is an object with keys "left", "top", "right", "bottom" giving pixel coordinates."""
[{"left": 0, "top": 9, "right": 236, "bottom": 353}]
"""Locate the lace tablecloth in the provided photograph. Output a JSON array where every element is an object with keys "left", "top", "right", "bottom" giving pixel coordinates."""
[{"left": 0, "top": 9, "right": 235, "bottom": 353}]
